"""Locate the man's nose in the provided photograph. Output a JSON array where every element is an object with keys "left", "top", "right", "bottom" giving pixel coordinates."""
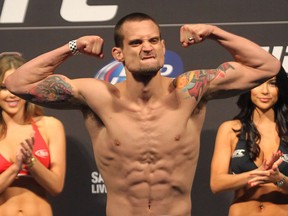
[{"left": 142, "top": 41, "right": 153, "bottom": 50}]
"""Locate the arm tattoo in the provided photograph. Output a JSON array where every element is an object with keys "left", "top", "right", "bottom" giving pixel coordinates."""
[
  {"left": 174, "top": 63, "right": 235, "bottom": 101},
  {"left": 29, "top": 75, "right": 73, "bottom": 103}
]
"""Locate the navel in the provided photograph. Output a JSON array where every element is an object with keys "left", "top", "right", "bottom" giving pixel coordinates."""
[
  {"left": 114, "top": 139, "right": 121, "bottom": 146},
  {"left": 174, "top": 134, "right": 181, "bottom": 141},
  {"left": 259, "top": 202, "right": 264, "bottom": 211}
]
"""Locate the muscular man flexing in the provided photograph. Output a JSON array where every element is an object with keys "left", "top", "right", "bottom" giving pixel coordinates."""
[{"left": 5, "top": 13, "right": 280, "bottom": 216}]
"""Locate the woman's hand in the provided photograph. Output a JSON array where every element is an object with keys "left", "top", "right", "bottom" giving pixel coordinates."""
[
  {"left": 19, "top": 136, "right": 35, "bottom": 165},
  {"left": 259, "top": 150, "right": 283, "bottom": 171},
  {"left": 248, "top": 151, "right": 284, "bottom": 187}
]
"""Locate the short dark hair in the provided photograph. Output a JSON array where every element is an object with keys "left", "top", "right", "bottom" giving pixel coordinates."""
[{"left": 114, "top": 12, "right": 161, "bottom": 48}]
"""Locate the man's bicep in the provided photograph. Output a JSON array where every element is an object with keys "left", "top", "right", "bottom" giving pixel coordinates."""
[
  {"left": 174, "top": 67, "right": 225, "bottom": 102},
  {"left": 204, "top": 62, "right": 256, "bottom": 100},
  {"left": 26, "top": 74, "right": 84, "bottom": 109}
]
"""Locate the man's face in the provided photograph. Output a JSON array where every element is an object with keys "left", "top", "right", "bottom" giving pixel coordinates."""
[{"left": 119, "top": 20, "right": 165, "bottom": 76}]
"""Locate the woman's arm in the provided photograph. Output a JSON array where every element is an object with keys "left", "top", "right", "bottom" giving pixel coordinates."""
[
  {"left": 0, "top": 153, "right": 23, "bottom": 194},
  {"left": 210, "top": 121, "right": 252, "bottom": 193},
  {"left": 27, "top": 117, "right": 66, "bottom": 196}
]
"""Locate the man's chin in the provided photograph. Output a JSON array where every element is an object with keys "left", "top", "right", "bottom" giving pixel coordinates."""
[
  {"left": 130, "top": 67, "right": 161, "bottom": 82},
  {"left": 138, "top": 65, "right": 162, "bottom": 75},
  {"left": 138, "top": 70, "right": 158, "bottom": 76}
]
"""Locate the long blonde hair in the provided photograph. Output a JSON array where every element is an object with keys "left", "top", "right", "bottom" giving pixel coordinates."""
[{"left": 0, "top": 53, "right": 43, "bottom": 138}]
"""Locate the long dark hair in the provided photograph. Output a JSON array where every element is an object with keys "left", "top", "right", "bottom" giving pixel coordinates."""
[{"left": 233, "top": 67, "right": 288, "bottom": 160}]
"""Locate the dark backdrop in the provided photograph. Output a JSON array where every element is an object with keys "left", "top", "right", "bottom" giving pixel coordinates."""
[{"left": 1, "top": 1, "right": 287, "bottom": 215}]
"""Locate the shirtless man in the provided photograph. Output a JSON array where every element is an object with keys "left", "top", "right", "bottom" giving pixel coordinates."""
[{"left": 5, "top": 13, "right": 280, "bottom": 216}]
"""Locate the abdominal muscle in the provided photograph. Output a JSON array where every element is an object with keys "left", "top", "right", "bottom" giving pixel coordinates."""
[
  {"left": 92, "top": 123, "right": 199, "bottom": 216},
  {"left": 87, "top": 94, "right": 204, "bottom": 216},
  {"left": 104, "top": 159, "right": 195, "bottom": 216},
  {"left": 0, "top": 178, "right": 52, "bottom": 216}
]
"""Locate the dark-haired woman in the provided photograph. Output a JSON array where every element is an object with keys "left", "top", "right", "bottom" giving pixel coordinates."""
[{"left": 210, "top": 67, "right": 288, "bottom": 215}]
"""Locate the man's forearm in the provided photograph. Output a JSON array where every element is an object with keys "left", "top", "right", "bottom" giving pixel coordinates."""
[{"left": 5, "top": 44, "right": 72, "bottom": 94}]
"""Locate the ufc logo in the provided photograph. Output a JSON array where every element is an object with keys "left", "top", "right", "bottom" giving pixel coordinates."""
[
  {"left": 0, "top": 0, "right": 118, "bottom": 23},
  {"left": 262, "top": 46, "right": 288, "bottom": 72}
]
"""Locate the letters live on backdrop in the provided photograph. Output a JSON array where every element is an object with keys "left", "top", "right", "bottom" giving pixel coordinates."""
[{"left": 0, "top": 1, "right": 287, "bottom": 215}]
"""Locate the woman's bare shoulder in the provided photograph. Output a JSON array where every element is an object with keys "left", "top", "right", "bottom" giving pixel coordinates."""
[
  {"left": 33, "top": 116, "right": 64, "bottom": 128},
  {"left": 218, "top": 119, "right": 242, "bottom": 134}
]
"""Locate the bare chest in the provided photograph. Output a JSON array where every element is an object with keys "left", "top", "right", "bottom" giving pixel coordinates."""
[{"left": 91, "top": 105, "right": 202, "bottom": 165}]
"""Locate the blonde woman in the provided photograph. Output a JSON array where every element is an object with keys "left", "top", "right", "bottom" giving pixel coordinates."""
[{"left": 0, "top": 53, "right": 66, "bottom": 216}]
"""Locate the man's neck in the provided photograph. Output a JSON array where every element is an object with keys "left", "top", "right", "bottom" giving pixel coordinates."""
[{"left": 124, "top": 71, "right": 165, "bottom": 103}]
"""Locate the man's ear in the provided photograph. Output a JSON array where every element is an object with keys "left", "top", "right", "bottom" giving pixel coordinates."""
[
  {"left": 161, "top": 39, "right": 166, "bottom": 55},
  {"left": 112, "top": 47, "right": 124, "bottom": 62}
]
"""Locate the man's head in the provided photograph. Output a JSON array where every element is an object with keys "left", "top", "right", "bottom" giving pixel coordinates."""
[
  {"left": 112, "top": 13, "right": 165, "bottom": 77},
  {"left": 114, "top": 12, "right": 161, "bottom": 48}
]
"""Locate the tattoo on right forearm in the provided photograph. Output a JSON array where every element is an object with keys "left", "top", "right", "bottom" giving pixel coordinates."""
[{"left": 174, "top": 63, "right": 235, "bottom": 101}]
